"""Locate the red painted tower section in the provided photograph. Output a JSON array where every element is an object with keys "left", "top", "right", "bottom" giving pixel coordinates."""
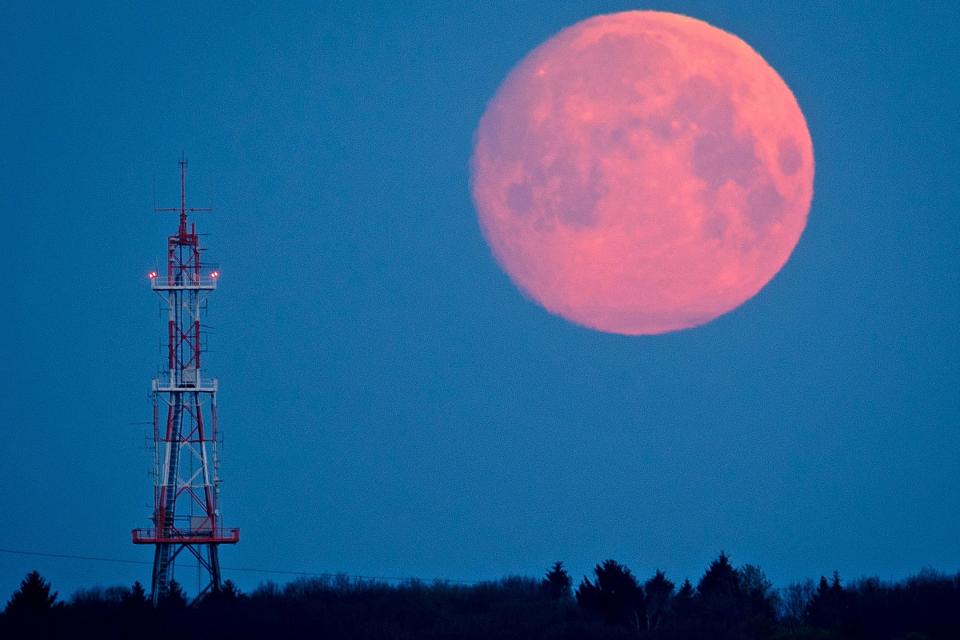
[{"left": 134, "top": 160, "right": 239, "bottom": 606}]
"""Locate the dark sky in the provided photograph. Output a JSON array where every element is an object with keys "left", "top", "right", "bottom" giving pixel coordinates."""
[{"left": 1, "top": 1, "right": 957, "bottom": 599}]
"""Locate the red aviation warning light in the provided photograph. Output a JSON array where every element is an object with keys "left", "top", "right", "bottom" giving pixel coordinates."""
[{"left": 133, "top": 160, "right": 238, "bottom": 606}]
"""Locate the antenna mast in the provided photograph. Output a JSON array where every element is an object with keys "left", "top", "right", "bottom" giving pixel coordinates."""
[{"left": 134, "top": 159, "right": 239, "bottom": 606}]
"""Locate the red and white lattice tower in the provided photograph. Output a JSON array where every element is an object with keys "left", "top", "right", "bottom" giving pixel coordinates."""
[{"left": 133, "top": 160, "right": 239, "bottom": 605}]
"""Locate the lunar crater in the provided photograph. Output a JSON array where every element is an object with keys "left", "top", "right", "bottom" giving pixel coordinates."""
[
  {"left": 778, "top": 137, "right": 803, "bottom": 176},
  {"left": 673, "top": 75, "right": 737, "bottom": 134},
  {"left": 508, "top": 153, "right": 607, "bottom": 229},
  {"left": 692, "top": 132, "right": 760, "bottom": 188}
]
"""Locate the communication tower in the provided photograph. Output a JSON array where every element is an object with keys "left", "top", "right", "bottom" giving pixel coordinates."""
[{"left": 133, "top": 160, "right": 239, "bottom": 605}]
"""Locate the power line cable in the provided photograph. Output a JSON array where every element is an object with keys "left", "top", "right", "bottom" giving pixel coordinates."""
[
  {"left": 0, "top": 548, "right": 148, "bottom": 567},
  {"left": 0, "top": 547, "right": 478, "bottom": 585}
]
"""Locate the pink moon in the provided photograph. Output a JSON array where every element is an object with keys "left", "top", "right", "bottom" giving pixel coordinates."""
[{"left": 470, "top": 11, "right": 814, "bottom": 335}]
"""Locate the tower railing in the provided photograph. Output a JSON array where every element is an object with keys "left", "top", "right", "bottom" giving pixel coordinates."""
[
  {"left": 132, "top": 528, "right": 241, "bottom": 544},
  {"left": 149, "top": 275, "right": 218, "bottom": 290},
  {"left": 152, "top": 376, "right": 218, "bottom": 393}
]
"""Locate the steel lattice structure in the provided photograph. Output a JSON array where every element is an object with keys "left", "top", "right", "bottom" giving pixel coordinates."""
[{"left": 133, "top": 160, "right": 239, "bottom": 606}]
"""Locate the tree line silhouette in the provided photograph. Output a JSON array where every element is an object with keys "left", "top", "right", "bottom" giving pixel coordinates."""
[{"left": 2, "top": 553, "right": 958, "bottom": 639}]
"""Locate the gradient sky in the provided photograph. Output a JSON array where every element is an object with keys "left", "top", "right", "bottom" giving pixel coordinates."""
[{"left": 1, "top": 1, "right": 958, "bottom": 599}]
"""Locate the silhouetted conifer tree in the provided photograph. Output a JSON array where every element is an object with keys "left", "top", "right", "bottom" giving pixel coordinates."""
[
  {"left": 5, "top": 570, "right": 58, "bottom": 617},
  {"left": 205, "top": 579, "right": 244, "bottom": 607},
  {"left": 541, "top": 561, "right": 572, "bottom": 600},
  {"left": 667, "top": 578, "right": 699, "bottom": 639},
  {"left": 696, "top": 552, "right": 744, "bottom": 638},
  {"left": 122, "top": 581, "right": 149, "bottom": 611},
  {"left": 644, "top": 569, "right": 674, "bottom": 631},
  {"left": 739, "top": 564, "right": 778, "bottom": 636},
  {"left": 576, "top": 559, "right": 645, "bottom": 631},
  {"left": 673, "top": 578, "right": 695, "bottom": 613},
  {"left": 222, "top": 579, "right": 241, "bottom": 600},
  {"left": 806, "top": 571, "right": 846, "bottom": 630},
  {"left": 159, "top": 579, "right": 187, "bottom": 610}
]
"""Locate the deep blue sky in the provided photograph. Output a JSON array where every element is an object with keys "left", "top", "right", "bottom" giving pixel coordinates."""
[{"left": 1, "top": 1, "right": 957, "bottom": 599}]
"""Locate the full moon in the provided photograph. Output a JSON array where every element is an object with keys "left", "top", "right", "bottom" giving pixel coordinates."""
[{"left": 471, "top": 11, "right": 814, "bottom": 335}]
